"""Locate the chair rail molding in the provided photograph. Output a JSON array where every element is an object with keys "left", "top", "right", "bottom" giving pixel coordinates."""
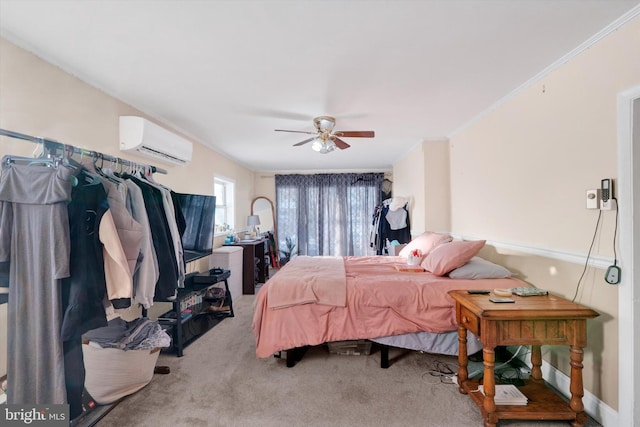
[{"left": 449, "top": 233, "right": 614, "bottom": 270}]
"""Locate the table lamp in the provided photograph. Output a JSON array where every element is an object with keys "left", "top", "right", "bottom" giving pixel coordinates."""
[{"left": 247, "top": 215, "right": 261, "bottom": 237}]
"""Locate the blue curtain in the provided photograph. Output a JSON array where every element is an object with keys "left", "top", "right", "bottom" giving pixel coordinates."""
[{"left": 275, "top": 173, "right": 384, "bottom": 257}]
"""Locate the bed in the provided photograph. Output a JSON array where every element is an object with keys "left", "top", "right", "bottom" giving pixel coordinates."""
[{"left": 252, "top": 236, "right": 528, "bottom": 367}]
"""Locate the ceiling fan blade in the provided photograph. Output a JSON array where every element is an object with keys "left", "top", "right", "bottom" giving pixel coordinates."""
[
  {"left": 275, "top": 129, "right": 317, "bottom": 135},
  {"left": 293, "top": 137, "right": 316, "bottom": 147},
  {"left": 334, "top": 131, "right": 375, "bottom": 138},
  {"left": 332, "top": 137, "right": 351, "bottom": 150}
]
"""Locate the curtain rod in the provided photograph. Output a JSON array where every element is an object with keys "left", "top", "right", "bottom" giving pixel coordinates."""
[{"left": 0, "top": 128, "right": 167, "bottom": 175}]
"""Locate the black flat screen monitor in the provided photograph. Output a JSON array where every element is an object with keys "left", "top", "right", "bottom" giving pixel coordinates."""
[{"left": 175, "top": 193, "right": 216, "bottom": 262}]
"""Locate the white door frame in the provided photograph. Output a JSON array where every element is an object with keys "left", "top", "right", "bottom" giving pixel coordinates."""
[{"left": 617, "top": 85, "right": 639, "bottom": 427}]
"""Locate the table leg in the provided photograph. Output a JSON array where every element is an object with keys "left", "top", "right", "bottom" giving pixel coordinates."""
[
  {"left": 530, "top": 345, "right": 543, "bottom": 382},
  {"left": 569, "top": 345, "right": 587, "bottom": 427},
  {"left": 483, "top": 346, "right": 497, "bottom": 427},
  {"left": 457, "top": 324, "right": 468, "bottom": 393}
]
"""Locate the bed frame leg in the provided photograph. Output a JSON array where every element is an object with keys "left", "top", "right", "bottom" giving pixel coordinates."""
[
  {"left": 286, "top": 349, "right": 296, "bottom": 367},
  {"left": 380, "top": 345, "right": 390, "bottom": 369},
  {"left": 285, "top": 346, "right": 309, "bottom": 367}
]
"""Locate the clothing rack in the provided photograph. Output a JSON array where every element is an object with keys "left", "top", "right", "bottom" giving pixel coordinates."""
[{"left": 0, "top": 128, "right": 167, "bottom": 175}]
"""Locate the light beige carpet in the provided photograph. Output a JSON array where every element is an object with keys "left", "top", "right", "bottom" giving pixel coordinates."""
[{"left": 94, "top": 295, "right": 602, "bottom": 427}]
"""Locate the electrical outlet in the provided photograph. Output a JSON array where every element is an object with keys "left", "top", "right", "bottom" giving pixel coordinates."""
[{"left": 586, "top": 189, "right": 599, "bottom": 209}]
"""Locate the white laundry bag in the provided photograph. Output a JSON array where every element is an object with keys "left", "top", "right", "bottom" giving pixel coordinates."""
[{"left": 82, "top": 343, "right": 160, "bottom": 404}]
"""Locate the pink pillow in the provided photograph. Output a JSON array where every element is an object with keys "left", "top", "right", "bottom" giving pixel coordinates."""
[
  {"left": 421, "top": 240, "right": 486, "bottom": 276},
  {"left": 399, "top": 232, "right": 452, "bottom": 259}
]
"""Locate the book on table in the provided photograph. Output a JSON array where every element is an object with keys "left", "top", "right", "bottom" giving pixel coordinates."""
[
  {"left": 477, "top": 384, "right": 528, "bottom": 405},
  {"left": 394, "top": 264, "right": 425, "bottom": 272}
]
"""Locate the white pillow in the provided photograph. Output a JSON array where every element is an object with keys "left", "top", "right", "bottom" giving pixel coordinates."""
[{"left": 448, "top": 257, "right": 512, "bottom": 280}]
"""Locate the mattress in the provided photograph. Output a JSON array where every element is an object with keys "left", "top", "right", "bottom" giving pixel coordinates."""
[{"left": 252, "top": 255, "right": 526, "bottom": 358}]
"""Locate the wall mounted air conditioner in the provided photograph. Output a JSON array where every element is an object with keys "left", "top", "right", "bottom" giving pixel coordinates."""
[{"left": 119, "top": 116, "right": 193, "bottom": 165}]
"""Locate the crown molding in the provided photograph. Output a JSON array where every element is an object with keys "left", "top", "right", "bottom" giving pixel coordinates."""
[{"left": 450, "top": 5, "right": 640, "bottom": 138}]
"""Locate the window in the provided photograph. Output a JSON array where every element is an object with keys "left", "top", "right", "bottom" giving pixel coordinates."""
[
  {"left": 275, "top": 173, "right": 384, "bottom": 257},
  {"left": 214, "top": 176, "right": 235, "bottom": 234}
]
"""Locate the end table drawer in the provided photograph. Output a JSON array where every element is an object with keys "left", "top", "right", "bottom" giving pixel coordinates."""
[{"left": 460, "top": 306, "right": 480, "bottom": 335}]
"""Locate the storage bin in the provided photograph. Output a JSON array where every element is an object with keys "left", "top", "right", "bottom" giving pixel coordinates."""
[
  {"left": 210, "top": 246, "right": 243, "bottom": 300},
  {"left": 327, "top": 340, "right": 372, "bottom": 356},
  {"left": 82, "top": 343, "right": 160, "bottom": 404}
]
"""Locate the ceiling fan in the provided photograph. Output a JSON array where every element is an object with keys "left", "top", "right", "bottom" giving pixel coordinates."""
[{"left": 275, "top": 116, "right": 375, "bottom": 154}]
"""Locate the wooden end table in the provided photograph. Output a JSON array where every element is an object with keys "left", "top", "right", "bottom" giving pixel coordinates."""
[
  {"left": 224, "top": 238, "right": 267, "bottom": 294},
  {"left": 448, "top": 290, "right": 599, "bottom": 427}
]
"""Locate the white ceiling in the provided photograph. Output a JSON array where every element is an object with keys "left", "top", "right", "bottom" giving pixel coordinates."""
[{"left": 1, "top": 1, "right": 638, "bottom": 172}]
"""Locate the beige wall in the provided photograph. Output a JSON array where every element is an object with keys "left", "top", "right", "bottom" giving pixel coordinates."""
[
  {"left": 0, "top": 38, "right": 255, "bottom": 377},
  {"left": 424, "top": 139, "right": 451, "bottom": 232},
  {"left": 254, "top": 173, "right": 276, "bottom": 202},
  {"left": 445, "top": 16, "right": 640, "bottom": 410},
  {"left": 394, "top": 139, "right": 451, "bottom": 234},
  {"left": 451, "top": 18, "right": 639, "bottom": 255},
  {"left": 392, "top": 143, "right": 426, "bottom": 234}
]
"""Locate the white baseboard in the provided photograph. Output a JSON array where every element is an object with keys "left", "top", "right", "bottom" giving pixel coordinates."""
[{"left": 517, "top": 352, "right": 617, "bottom": 426}]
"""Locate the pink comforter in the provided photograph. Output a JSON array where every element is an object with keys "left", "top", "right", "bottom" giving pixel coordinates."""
[
  {"left": 267, "top": 256, "right": 346, "bottom": 309},
  {"left": 252, "top": 255, "right": 527, "bottom": 358}
]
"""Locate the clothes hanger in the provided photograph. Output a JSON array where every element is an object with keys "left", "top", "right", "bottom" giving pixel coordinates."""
[
  {"left": 114, "top": 158, "right": 126, "bottom": 178},
  {"left": 143, "top": 165, "right": 157, "bottom": 183},
  {"left": 93, "top": 154, "right": 120, "bottom": 185},
  {"left": 121, "top": 159, "right": 136, "bottom": 177},
  {"left": 3, "top": 156, "right": 57, "bottom": 169},
  {"left": 100, "top": 158, "right": 123, "bottom": 184},
  {"left": 98, "top": 157, "right": 122, "bottom": 185},
  {"left": 3, "top": 140, "right": 53, "bottom": 167},
  {"left": 4, "top": 144, "right": 79, "bottom": 187},
  {"left": 76, "top": 150, "right": 101, "bottom": 185},
  {"left": 60, "top": 145, "right": 79, "bottom": 187},
  {"left": 5, "top": 150, "right": 59, "bottom": 168},
  {"left": 60, "top": 144, "right": 82, "bottom": 170}
]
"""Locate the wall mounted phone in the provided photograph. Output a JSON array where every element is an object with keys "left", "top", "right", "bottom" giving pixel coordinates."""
[
  {"left": 599, "top": 178, "right": 620, "bottom": 283},
  {"left": 600, "top": 178, "right": 615, "bottom": 210},
  {"left": 601, "top": 179, "right": 611, "bottom": 202}
]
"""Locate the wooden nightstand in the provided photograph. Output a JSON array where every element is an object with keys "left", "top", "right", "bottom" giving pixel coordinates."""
[{"left": 448, "top": 290, "right": 599, "bottom": 427}]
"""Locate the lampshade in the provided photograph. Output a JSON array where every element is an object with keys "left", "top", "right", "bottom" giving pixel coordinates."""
[{"left": 247, "top": 215, "right": 261, "bottom": 226}]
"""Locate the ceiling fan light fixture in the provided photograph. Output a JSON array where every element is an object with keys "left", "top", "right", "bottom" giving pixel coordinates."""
[
  {"left": 311, "top": 137, "right": 335, "bottom": 154},
  {"left": 323, "top": 140, "right": 336, "bottom": 153},
  {"left": 278, "top": 115, "right": 374, "bottom": 152}
]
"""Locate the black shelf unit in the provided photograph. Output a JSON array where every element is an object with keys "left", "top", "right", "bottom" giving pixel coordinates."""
[{"left": 157, "top": 269, "right": 233, "bottom": 357}]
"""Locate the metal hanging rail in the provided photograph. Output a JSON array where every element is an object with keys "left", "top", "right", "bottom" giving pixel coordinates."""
[{"left": 0, "top": 128, "right": 167, "bottom": 175}]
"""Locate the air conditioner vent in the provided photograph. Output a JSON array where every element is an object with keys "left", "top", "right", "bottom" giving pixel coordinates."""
[{"left": 136, "top": 145, "right": 189, "bottom": 165}]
